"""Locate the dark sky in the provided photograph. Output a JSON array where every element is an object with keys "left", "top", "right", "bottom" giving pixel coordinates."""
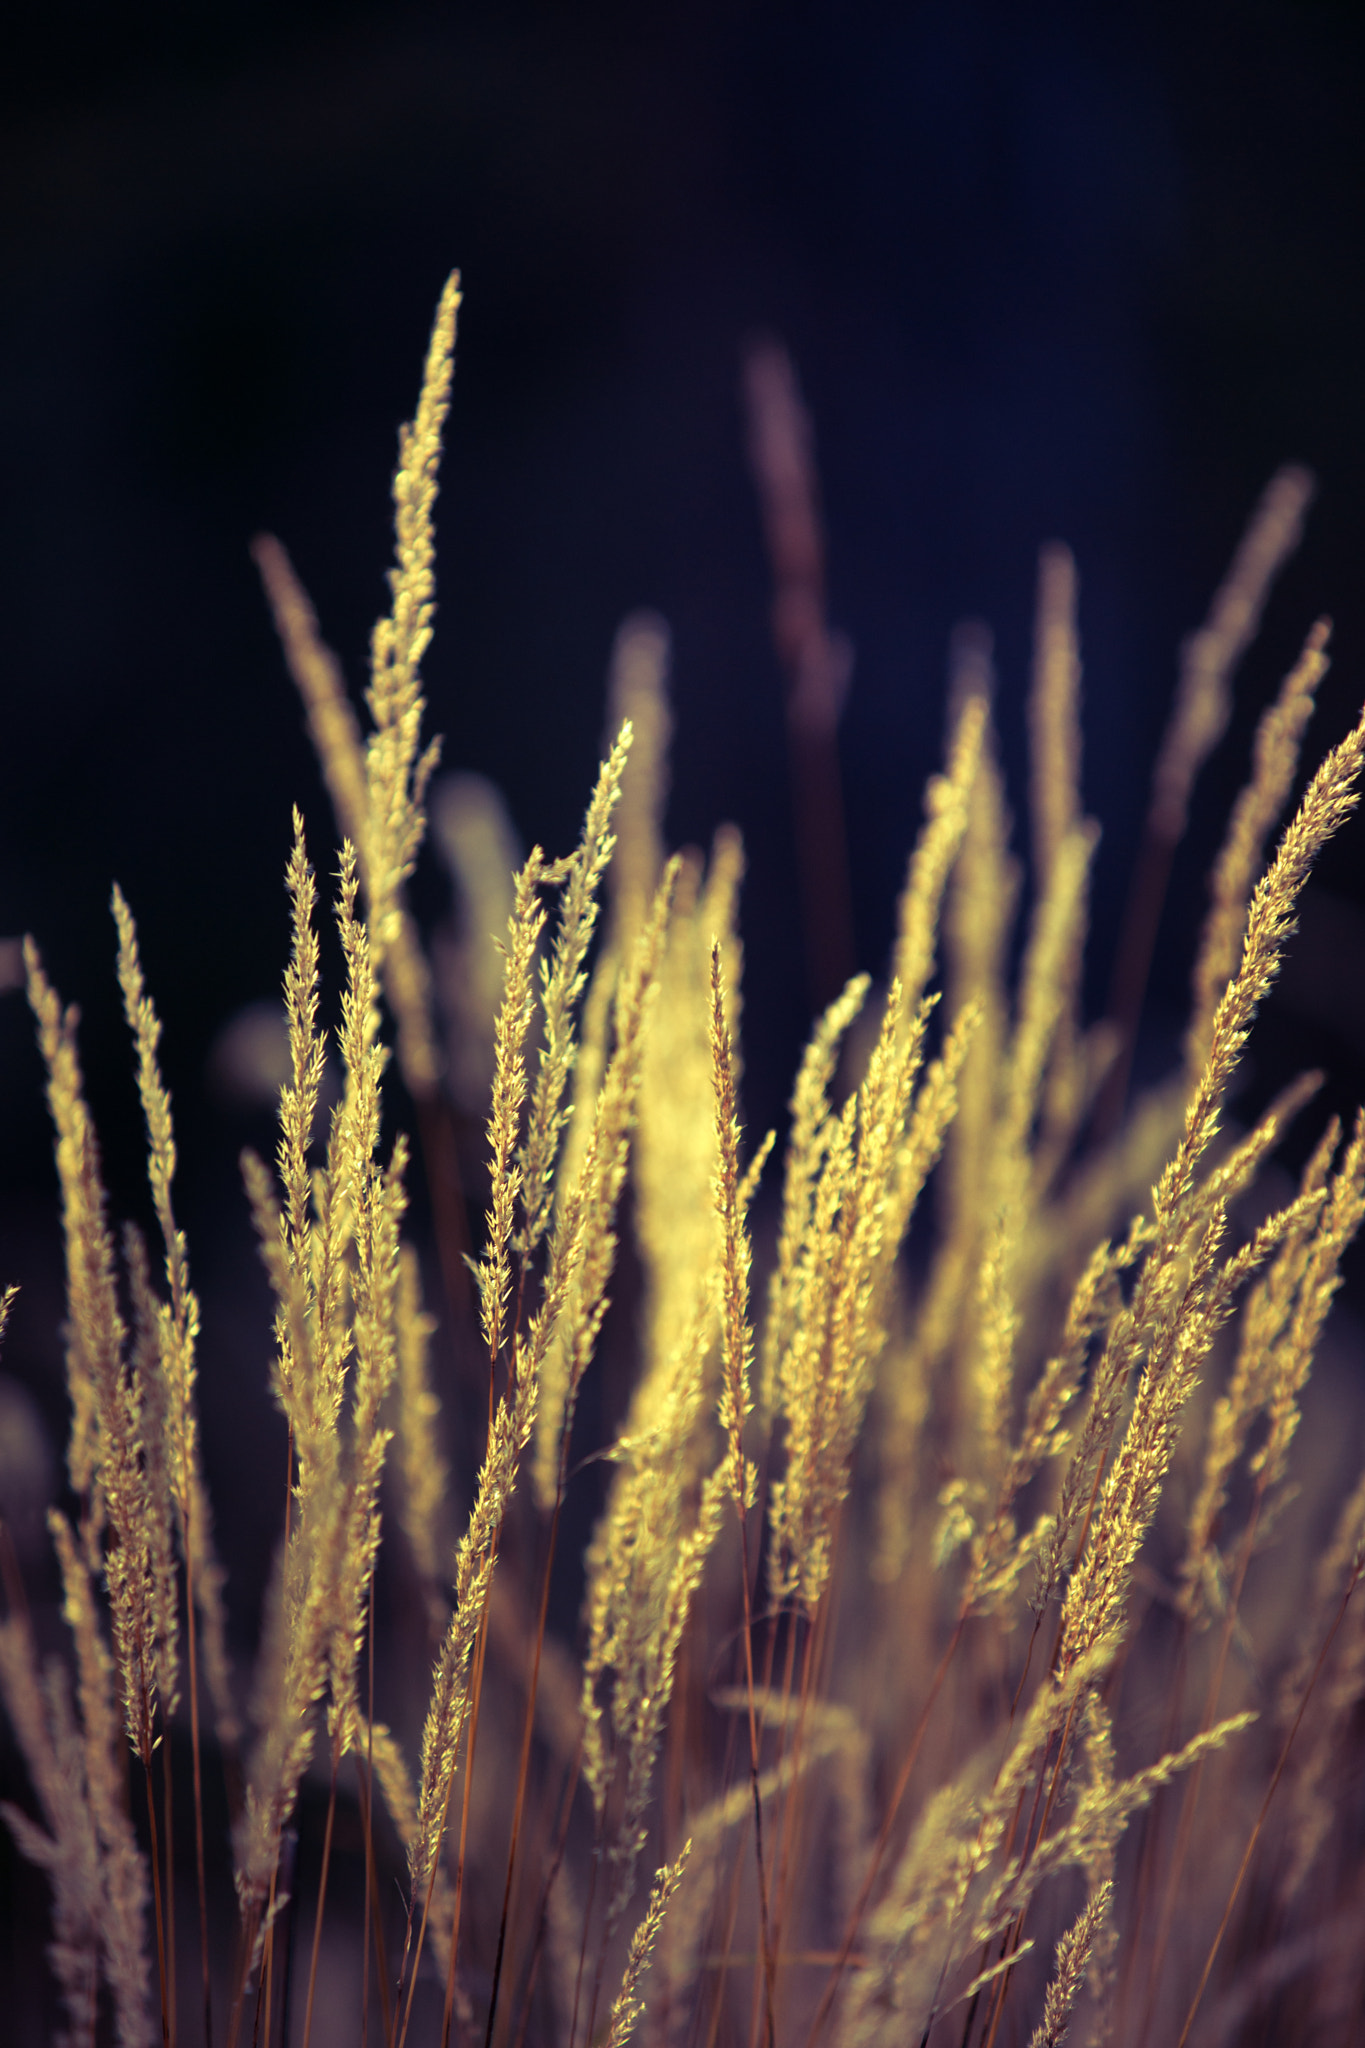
[{"left": 2, "top": 0, "right": 1364, "bottom": 1444}]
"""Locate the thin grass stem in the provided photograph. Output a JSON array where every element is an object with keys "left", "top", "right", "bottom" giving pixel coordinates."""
[
  {"left": 1115, "top": 1628, "right": 1189, "bottom": 2038},
  {"left": 439, "top": 1599, "right": 494, "bottom": 2048},
  {"left": 144, "top": 1754, "right": 172, "bottom": 2048},
  {"left": 1140, "top": 1489, "right": 1264, "bottom": 2040},
  {"left": 567, "top": 1800, "right": 604, "bottom": 2048},
  {"left": 484, "top": 1484, "right": 567, "bottom": 2046},
  {"left": 300, "top": 1761, "right": 339, "bottom": 2048},
  {"left": 509, "top": 1738, "right": 584, "bottom": 2048},
  {"left": 184, "top": 1516, "right": 215, "bottom": 2048},
  {"left": 1176, "top": 1557, "right": 1365, "bottom": 2048},
  {"left": 806, "top": 1608, "right": 969, "bottom": 2048},
  {"left": 162, "top": 1724, "right": 177, "bottom": 2048},
  {"left": 361, "top": 1608, "right": 376, "bottom": 2048}
]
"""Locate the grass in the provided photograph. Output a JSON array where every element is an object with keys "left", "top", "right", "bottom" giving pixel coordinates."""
[{"left": 3, "top": 275, "right": 1365, "bottom": 2048}]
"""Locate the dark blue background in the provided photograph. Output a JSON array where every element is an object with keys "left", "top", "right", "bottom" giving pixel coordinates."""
[{"left": 4, "top": 1, "right": 1365, "bottom": 1156}]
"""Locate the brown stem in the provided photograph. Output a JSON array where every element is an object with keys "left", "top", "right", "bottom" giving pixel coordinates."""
[
  {"left": 257, "top": 1912, "right": 274, "bottom": 2048},
  {"left": 567, "top": 1805, "right": 604, "bottom": 2048},
  {"left": 743, "top": 1608, "right": 788, "bottom": 2048},
  {"left": 439, "top": 1602, "right": 494, "bottom": 2048},
  {"left": 771, "top": 1505, "right": 847, "bottom": 1977},
  {"left": 1114, "top": 1629, "right": 1189, "bottom": 2043},
  {"left": 361, "top": 1606, "right": 376, "bottom": 2048},
  {"left": 741, "top": 334, "right": 856, "bottom": 1015},
  {"left": 946, "top": 1618, "right": 1052, "bottom": 2048},
  {"left": 974, "top": 1667, "right": 1096, "bottom": 2048},
  {"left": 701, "top": 1698, "right": 751, "bottom": 2048},
  {"left": 703, "top": 1493, "right": 789, "bottom": 2048},
  {"left": 761, "top": 1610, "right": 802, "bottom": 2006},
  {"left": 806, "top": 1607, "right": 970, "bottom": 2048},
  {"left": 962, "top": 1411, "right": 1132, "bottom": 2043},
  {"left": 580, "top": 1857, "right": 614, "bottom": 2048},
  {"left": 484, "top": 1483, "right": 567, "bottom": 2047},
  {"left": 1141, "top": 1489, "right": 1264, "bottom": 2042},
  {"left": 400, "top": 1271, "right": 516, "bottom": 2048},
  {"left": 397, "top": 1502, "right": 503, "bottom": 2048},
  {"left": 979, "top": 1916, "right": 1028, "bottom": 2048},
  {"left": 354, "top": 1758, "right": 395, "bottom": 2048},
  {"left": 733, "top": 1503, "right": 779, "bottom": 2048},
  {"left": 1176, "top": 1557, "right": 1364, "bottom": 2048},
  {"left": 183, "top": 1514, "right": 214, "bottom": 2048},
  {"left": 394, "top": 1724, "right": 455, "bottom": 2048},
  {"left": 161, "top": 1729, "right": 178, "bottom": 2047},
  {"left": 509, "top": 1739, "right": 584, "bottom": 2048},
  {"left": 144, "top": 1752, "right": 172, "bottom": 2048},
  {"left": 275, "top": 1846, "right": 300, "bottom": 2048},
  {"left": 224, "top": 1904, "right": 257, "bottom": 2048},
  {"left": 300, "top": 1759, "right": 339, "bottom": 2048},
  {"left": 994, "top": 1680, "right": 1088, "bottom": 1986},
  {"left": 662, "top": 1597, "right": 693, "bottom": 1857},
  {"left": 767, "top": 1517, "right": 848, "bottom": 2036},
  {"left": 227, "top": 1424, "right": 297, "bottom": 2048}
]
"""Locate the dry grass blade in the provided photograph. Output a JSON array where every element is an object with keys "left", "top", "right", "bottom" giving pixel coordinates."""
[
  {"left": 518, "top": 724, "right": 632, "bottom": 1257},
  {"left": 604, "top": 1842, "right": 692, "bottom": 2048},
  {"left": 1099, "top": 463, "right": 1316, "bottom": 1134},
  {"left": 1150, "top": 465, "right": 1316, "bottom": 848},
  {"left": 1186, "top": 618, "right": 1330, "bottom": 1081},
  {"left": 1028, "top": 542, "right": 1082, "bottom": 896},
  {"left": 1026, "top": 1880, "right": 1112, "bottom": 2048}
]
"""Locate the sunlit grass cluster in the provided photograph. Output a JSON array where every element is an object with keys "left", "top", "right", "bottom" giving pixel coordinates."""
[{"left": 4, "top": 277, "right": 1365, "bottom": 2048}]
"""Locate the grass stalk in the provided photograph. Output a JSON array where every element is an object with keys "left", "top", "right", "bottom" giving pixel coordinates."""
[
  {"left": 484, "top": 1469, "right": 569, "bottom": 2048},
  {"left": 1114, "top": 1628, "right": 1189, "bottom": 2035},
  {"left": 438, "top": 1599, "right": 494, "bottom": 2048},
  {"left": 144, "top": 1754, "right": 172, "bottom": 2048},
  {"left": 807, "top": 1608, "right": 969, "bottom": 2048},
  {"left": 1139, "top": 1490, "right": 1265, "bottom": 2039},
  {"left": 508, "top": 1738, "right": 584, "bottom": 2048},
  {"left": 184, "top": 1530, "right": 215, "bottom": 2048},
  {"left": 567, "top": 1801, "right": 604, "bottom": 2048},
  {"left": 300, "top": 1761, "right": 339, "bottom": 2048},
  {"left": 1176, "top": 1555, "right": 1365, "bottom": 2048},
  {"left": 361, "top": 1604, "right": 377, "bottom": 2048},
  {"left": 162, "top": 1727, "right": 178, "bottom": 2048}
]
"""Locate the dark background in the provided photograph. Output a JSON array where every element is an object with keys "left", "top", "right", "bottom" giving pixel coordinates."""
[
  {"left": 5, "top": 0, "right": 1365, "bottom": 1163},
  {"left": 2, "top": 1, "right": 1365, "bottom": 2020}
]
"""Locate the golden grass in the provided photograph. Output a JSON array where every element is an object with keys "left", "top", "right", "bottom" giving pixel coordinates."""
[{"left": 3, "top": 276, "right": 1365, "bottom": 2048}]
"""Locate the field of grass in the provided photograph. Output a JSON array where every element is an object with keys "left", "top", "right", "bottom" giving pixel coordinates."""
[{"left": 3, "top": 275, "right": 1365, "bottom": 2048}]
